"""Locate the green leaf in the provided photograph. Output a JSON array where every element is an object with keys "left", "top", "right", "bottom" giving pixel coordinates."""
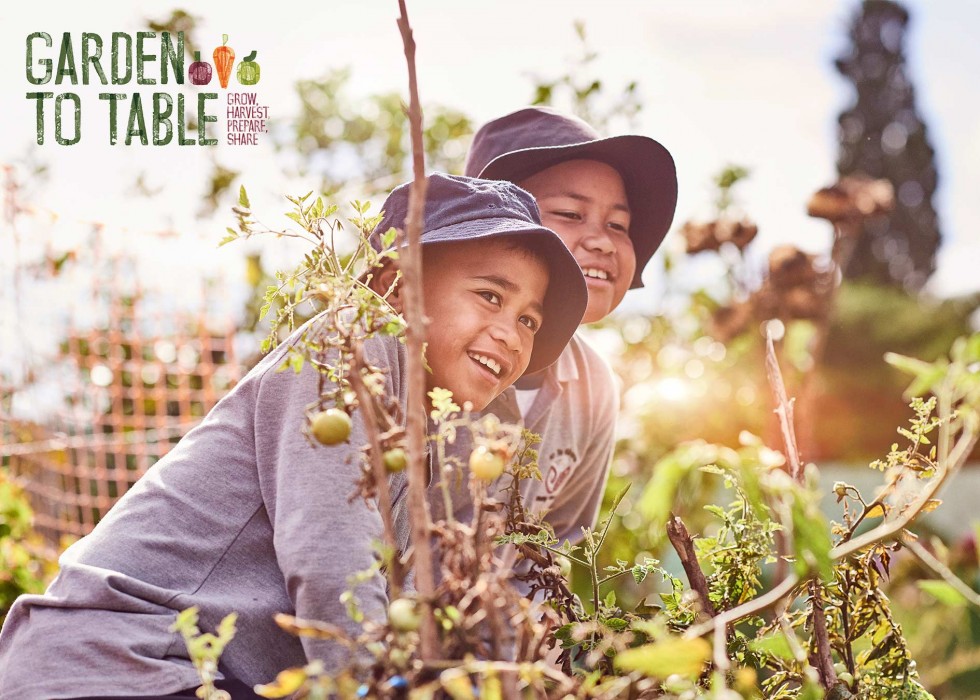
[
  {"left": 791, "top": 497, "right": 834, "bottom": 581},
  {"left": 218, "top": 230, "right": 238, "bottom": 247},
  {"left": 285, "top": 211, "right": 304, "bottom": 226},
  {"left": 238, "top": 185, "right": 250, "bottom": 208},
  {"left": 614, "top": 637, "right": 711, "bottom": 679},
  {"left": 381, "top": 227, "right": 398, "bottom": 248},
  {"left": 636, "top": 452, "right": 692, "bottom": 533},
  {"left": 604, "top": 617, "right": 629, "bottom": 631},
  {"left": 918, "top": 580, "right": 968, "bottom": 607},
  {"left": 798, "top": 677, "right": 825, "bottom": 700},
  {"left": 748, "top": 631, "right": 796, "bottom": 661},
  {"left": 885, "top": 352, "right": 947, "bottom": 397}
]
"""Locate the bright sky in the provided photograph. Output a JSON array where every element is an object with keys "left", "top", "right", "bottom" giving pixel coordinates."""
[{"left": 2, "top": 0, "right": 978, "bottom": 336}]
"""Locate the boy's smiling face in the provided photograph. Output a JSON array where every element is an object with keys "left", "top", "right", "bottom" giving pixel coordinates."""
[
  {"left": 420, "top": 238, "right": 548, "bottom": 410},
  {"left": 519, "top": 159, "right": 636, "bottom": 323}
]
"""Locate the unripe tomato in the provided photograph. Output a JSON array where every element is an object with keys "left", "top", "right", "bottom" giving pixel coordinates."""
[
  {"left": 556, "top": 555, "right": 572, "bottom": 579},
  {"left": 469, "top": 445, "right": 505, "bottom": 481},
  {"left": 311, "top": 408, "right": 352, "bottom": 446},
  {"left": 388, "top": 597, "right": 420, "bottom": 632},
  {"left": 734, "top": 666, "right": 758, "bottom": 694},
  {"left": 383, "top": 447, "right": 407, "bottom": 473}
]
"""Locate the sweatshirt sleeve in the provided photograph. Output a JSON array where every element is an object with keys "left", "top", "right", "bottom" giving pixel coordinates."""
[{"left": 252, "top": 330, "right": 401, "bottom": 672}]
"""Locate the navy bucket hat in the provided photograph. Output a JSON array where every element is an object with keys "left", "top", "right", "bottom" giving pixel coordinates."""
[
  {"left": 465, "top": 106, "right": 678, "bottom": 289},
  {"left": 370, "top": 173, "right": 588, "bottom": 374}
]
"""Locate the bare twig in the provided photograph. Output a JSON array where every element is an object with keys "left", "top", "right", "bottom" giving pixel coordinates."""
[
  {"left": 350, "top": 346, "right": 403, "bottom": 595},
  {"left": 684, "top": 573, "right": 801, "bottom": 641},
  {"left": 765, "top": 332, "right": 839, "bottom": 689},
  {"left": 765, "top": 329, "right": 803, "bottom": 482},
  {"left": 396, "top": 0, "right": 438, "bottom": 660},
  {"left": 666, "top": 515, "right": 716, "bottom": 620},
  {"left": 831, "top": 429, "right": 978, "bottom": 561},
  {"left": 808, "top": 582, "right": 839, "bottom": 689},
  {"left": 902, "top": 530, "right": 980, "bottom": 609}
]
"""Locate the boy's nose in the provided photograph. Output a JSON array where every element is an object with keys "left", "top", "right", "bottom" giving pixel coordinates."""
[
  {"left": 580, "top": 226, "right": 617, "bottom": 255},
  {"left": 489, "top": 318, "right": 524, "bottom": 357}
]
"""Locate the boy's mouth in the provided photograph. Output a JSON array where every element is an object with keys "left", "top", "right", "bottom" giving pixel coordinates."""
[
  {"left": 467, "top": 352, "right": 503, "bottom": 378},
  {"left": 582, "top": 265, "right": 614, "bottom": 283}
]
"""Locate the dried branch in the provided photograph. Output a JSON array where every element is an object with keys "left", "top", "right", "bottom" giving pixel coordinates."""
[
  {"left": 764, "top": 329, "right": 803, "bottom": 482},
  {"left": 350, "top": 346, "right": 403, "bottom": 595},
  {"left": 765, "top": 331, "right": 837, "bottom": 690},
  {"left": 808, "top": 582, "right": 839, "bottom": 689},
  {"left": 396, "top": 0, "right": 438, "bottom": 660},
  {"left": 902, "top": 530, "right": 980, "bottom": 609},
  {"left": 665, "top": 515, "right": 716, "bottom": 620},
  {"left": 684, "top": 573, "right": 801, "bottom": 641},
  {"left": 831, "top": 428, "right": 978, "bottom": 561}
]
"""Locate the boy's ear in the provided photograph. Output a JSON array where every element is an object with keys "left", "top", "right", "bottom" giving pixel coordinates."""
[{"left": 370, "top": 259, "right": 403, "bottom": 310}]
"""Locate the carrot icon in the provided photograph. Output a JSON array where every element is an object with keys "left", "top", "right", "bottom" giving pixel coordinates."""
[{"left": 213, "top": 34, "right": 235, "bottom": 88}]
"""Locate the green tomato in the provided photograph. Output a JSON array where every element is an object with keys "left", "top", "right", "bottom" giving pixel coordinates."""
[
  {"left": 469, "top": 445, "right": 505, "bottom": 481},
  {"left": 388, "top": 597, "right": 421, "bottom": 633},
  {"left": 383, "top": 447, "right": 407, "bottom": 473},
  {"left": 311, "top": 408, "right": 352, "bottom": 446},
  {"left": 556, "top": 555, "right": 572, "bottom": 579}
]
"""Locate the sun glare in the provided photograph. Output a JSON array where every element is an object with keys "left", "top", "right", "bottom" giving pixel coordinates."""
[{"left": 653, "top": 376, "right": 691, "bottom": 403}]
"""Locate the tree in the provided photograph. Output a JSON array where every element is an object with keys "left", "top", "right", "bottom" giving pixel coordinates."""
[{"left": 835, "top": 0, "right": 941, "bottom": 291}]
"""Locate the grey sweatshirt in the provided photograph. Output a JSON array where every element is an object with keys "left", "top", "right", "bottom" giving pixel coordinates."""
[{"left": 0, "top": 316, "right": 407, "bottom": 699}]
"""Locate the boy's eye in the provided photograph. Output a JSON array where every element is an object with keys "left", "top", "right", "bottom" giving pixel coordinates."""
[
  {"left": 520, "top": 315, "right": 541, "bottom": 333},
  {"left": 608, "top": 221, "right": 630, "bottom": 234},
  {"left": 552, "top": 210, "right": 582, "bottom": 221},
  {"left": 478, "top": 290, "right": 501, "bottom": 305}
]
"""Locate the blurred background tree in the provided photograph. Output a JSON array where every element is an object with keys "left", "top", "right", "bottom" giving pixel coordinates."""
[
  {"left": 835, "top": 0, "right": 941, "bottom": 291},
  {"left": 285, "top": 69, "right": 472, "bottom": 196}
]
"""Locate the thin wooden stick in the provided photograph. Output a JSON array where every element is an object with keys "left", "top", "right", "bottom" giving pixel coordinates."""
[
  {"left": 901, "top": 531, "right": 980, "bottom": 609},
  {"left": 808, "top": 582, "right": 839, "bottom": 688},
  {"left": 831, "top": 429, "right": 978, "bottom": 560},
  {"left": 685, "top": 573, "right": 801, "bottom": 640},
  {"left": 764, "top": 330, "right": 838, "bottom": 690},
  {"left": 764, "top": 329, "right": 803, "bottom": 482},
  {"left": 350, "top": 346, "right": 403, "bottom": 595},
  {"left": 666, "top": 515, "right": 716, "bottom": 620},
  {"left": 395, "top": 0, "right": 438, "bottom": 661}
]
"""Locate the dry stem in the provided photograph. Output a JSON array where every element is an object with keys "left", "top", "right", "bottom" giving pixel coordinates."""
[
  {"left": 808, "top": 582, "right": 839, "bottom": 688},
  {"left": 765, "top": 330, "right": 803, "bottom": 482},
  {"left": 765, "top": 333, "right": 838, "bottom": 690},
  {"left": 396, "top": 0, "right": 438, "bottom": 660},
  {"left": 350, "top": 346, "right": 403, "bottom": 595},
  {"left": 831, "top": 428, "right": 978, "bottom": 561},
  {"left": 901, "top": 530, "right": 980, "bottom": 609},
  {"left": 665, "top": 515, "right": 716, "bottom": 620}
]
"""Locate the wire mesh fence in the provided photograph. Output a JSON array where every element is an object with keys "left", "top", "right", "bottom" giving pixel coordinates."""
[{"left": 1, "top": 290, "right": 242, "bottom": 544}]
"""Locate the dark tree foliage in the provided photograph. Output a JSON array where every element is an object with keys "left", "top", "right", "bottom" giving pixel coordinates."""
[{"left": 835, "top": 0, "right": 941, "bottom": 291}]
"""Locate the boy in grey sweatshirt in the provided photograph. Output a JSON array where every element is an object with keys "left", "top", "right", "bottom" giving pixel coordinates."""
[
  {"left": 432, "top": 108, "right": 678, "bottom": 556},
  {"left": 0, "top": 173, "right": 587, "bottom": 700}
]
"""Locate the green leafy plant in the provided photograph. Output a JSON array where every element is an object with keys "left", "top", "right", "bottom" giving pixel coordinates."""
[
  {"left": 0, "top": 470, "right": 59, "bottom": 621},
  {"left": 171, "top": 607, "right": 238, "bottom": 700}
]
